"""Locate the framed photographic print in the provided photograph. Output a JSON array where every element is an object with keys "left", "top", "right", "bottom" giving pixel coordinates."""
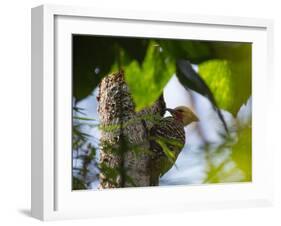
[{"left": 31, "top": 4, "right": 274, "bottom": 221}]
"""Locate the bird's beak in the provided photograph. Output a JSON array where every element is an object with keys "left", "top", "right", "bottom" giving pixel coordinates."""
[
  {"left": 193, "top": 113, "right": 199, "bottom": 122},
  {"left": 189, "top": 109, "right": 199, "bottom": 122}
]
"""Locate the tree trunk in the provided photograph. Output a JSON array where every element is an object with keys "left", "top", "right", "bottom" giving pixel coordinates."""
[{"left": 98, "top": 71, "right": 165, "bottom": 188}]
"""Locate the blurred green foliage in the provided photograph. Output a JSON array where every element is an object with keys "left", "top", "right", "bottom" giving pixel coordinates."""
[
  {"left": 232, "top": 125, "right": 252, "bottom": 181},
  {"left": 203, "top": 123, "right": 252, "bottom": 183},
  {"left": 72, "top": 109, "right": 98, "bottom": 190},
  {"left": 72, "top": 177, "right": 86, "bottom": 190}
]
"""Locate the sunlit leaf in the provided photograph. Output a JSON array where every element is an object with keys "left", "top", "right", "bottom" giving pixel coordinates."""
[
  {"left": 232, "top": 125, "right": 252, "bottom": 181},
  {"left": 198, "top": 44, "right": 251, "bottom": 115},
  {"left": 124, "top": 41, "right": 175, "bottom": 111}
]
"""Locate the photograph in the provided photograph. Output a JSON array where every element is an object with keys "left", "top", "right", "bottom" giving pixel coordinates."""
[{"left": 72, "top": 35, "right": 252, "bottom": 190}]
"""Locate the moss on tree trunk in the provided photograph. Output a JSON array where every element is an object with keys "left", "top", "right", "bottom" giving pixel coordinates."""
[{"left": 98, "top": 71, "right": 165, "bottom": 188}]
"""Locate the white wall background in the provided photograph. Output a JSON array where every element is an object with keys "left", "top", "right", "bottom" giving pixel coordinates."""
[{"left": 0, "top": 0, "right": 280, "bottom": 225}]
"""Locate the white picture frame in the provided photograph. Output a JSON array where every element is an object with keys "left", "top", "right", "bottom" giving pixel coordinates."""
[{"left": 31, "top": 4, "right": 274, "bottom": 221}]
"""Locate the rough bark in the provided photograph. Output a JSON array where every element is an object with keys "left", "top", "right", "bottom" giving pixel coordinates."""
[{"left": 98, "top": 71, "right": 165, "bottom": 188}]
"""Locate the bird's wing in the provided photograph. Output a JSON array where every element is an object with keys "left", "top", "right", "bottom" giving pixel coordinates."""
[
  {"left": 149, "top": 117, "right": 185, "bottom": 181},
  {"left": 151, "top": 117, "right": 185, "bottom": 146}
]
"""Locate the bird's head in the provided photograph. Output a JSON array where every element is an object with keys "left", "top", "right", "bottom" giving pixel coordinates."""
[{"left": 166, "top": 106, "right": 199, "bottom": 126}]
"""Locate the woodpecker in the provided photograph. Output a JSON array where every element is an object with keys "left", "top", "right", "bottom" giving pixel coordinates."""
[{"left": 149, "top": 106, "right": 199, "bottom": 185}]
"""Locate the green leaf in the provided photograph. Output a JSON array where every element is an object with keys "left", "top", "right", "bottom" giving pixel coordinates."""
[
  {"left": 232, "top": 125, "right": 252, "bottom": 181},
  {"left": 73, "top": 36, "right": 149, "bottom": 102},
  {"left": 198, "top": 51, "right": 251, "bottom": 115},
  {"left": 72, "top": 177, "right": 86, "bottom": 190},
  {"left": 73, "top": 116, "right": 97, "bottom": 121},
  {"left": 159, "top": 40, "right": 212, "bottom": 64},
  {"left": 99, "top": 162, "right": 121, "bottom": 184},
  {"left": 124, "top": 41, "right": 175, "bottom": 111},
  {"left": 156, "top": 139, "right": 176, "bottom": 163},
  {"left": 176, "top": 60, "right": 229, "bottom": 133},
  {"left": 73, "top": 35, "right": 116, "bottom": 101}
]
